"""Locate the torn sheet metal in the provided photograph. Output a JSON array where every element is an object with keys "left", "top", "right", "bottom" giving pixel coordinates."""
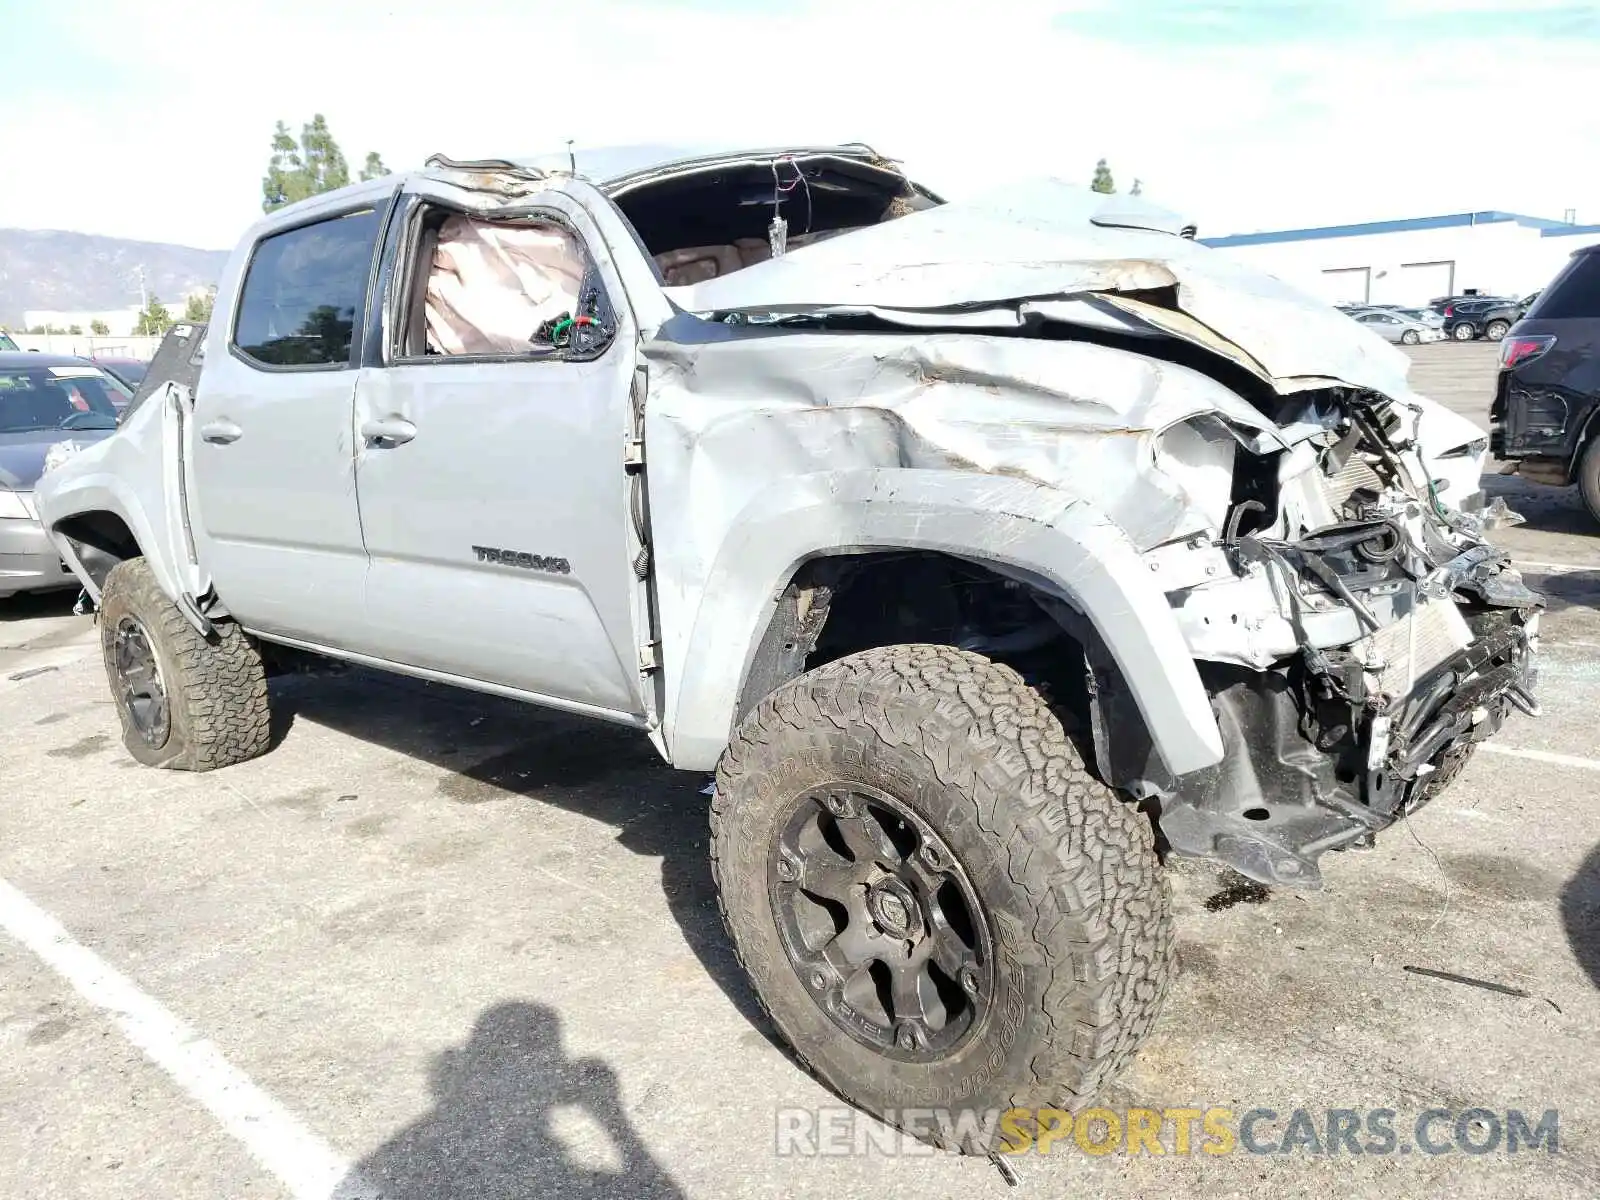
[
  {"left": 665, "top": 176, "right": 1413, "bottom": 398},
  {"left": 641, "top": 324, "right": 1268, "bottom": 774},
  {"left": 642, "top": 323, "right": 1278, "bottom": 573}
]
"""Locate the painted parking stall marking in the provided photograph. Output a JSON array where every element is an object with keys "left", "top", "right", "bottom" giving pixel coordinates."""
[
  {"left": 0, "top": 876, "right": 381, "bottom": 1200},
  {"left": 1480, "top": 743, "right": 1600, "bottom": 772}
]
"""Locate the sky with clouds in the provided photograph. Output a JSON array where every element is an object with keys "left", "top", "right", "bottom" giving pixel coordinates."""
[{"left": 2, "top": 0, "right": 1595, "bottom": 252}]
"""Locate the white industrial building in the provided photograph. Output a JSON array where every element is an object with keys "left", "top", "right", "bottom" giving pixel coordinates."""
[{"left": 1199, "top": 211, "right": 1600, "bottom": 307}]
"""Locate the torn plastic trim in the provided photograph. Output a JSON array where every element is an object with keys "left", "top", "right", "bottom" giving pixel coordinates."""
[{"left": 420, "top": 155, "right": 564, "bottom": 203}]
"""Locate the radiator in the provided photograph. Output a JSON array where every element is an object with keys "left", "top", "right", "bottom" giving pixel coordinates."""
[{"left": 1356, "top": 597, "right": 1473, "bottom": 698}]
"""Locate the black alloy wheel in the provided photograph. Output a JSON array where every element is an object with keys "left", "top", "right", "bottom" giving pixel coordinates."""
[
  {"left": 113, "top": 615, "right": 170, "bottom": 748},
  {"left": 769, "top": 783, "right": 991, "bottom": 1061}
]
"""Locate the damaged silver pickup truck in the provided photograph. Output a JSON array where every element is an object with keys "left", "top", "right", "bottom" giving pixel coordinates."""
[{"left": 35, "top": 144, "right": 1540, "bottom": 1153}]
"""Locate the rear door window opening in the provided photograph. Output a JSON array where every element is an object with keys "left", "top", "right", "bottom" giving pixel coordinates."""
[{"left": 232, "top": 209, "right": 384, "bottom": 370}]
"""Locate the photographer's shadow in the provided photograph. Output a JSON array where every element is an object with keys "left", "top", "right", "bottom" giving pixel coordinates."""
[{"left": 339, "top": 1001, "right": 684, "bottom": 1199}]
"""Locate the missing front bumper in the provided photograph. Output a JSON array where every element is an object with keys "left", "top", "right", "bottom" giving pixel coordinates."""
[{"left": 1158, "top": 604, "right": 1538, "bottom": 889}]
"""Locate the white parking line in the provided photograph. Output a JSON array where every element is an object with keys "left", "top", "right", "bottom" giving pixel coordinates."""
[
  {"left": 1481, "top": 743, "right": 1600, "bottom": 772},
  {"left": 0, "top": 877, "right": 380, "bottom": 1200},
  {"left": 1513, "top": 559, "right": 1599, "bottom": 574}
]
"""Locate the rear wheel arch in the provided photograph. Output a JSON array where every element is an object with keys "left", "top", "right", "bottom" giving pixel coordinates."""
[
  {"left": 53, "top": 509, "right": 142, "bottom": 592},
  {"left": 43, "top": 476, "right": 203, "bottom": 624}
]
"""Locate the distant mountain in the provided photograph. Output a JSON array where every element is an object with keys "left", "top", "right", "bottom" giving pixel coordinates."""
[{"left": 0, "top": 228, "right": 229, "bottom": 327}]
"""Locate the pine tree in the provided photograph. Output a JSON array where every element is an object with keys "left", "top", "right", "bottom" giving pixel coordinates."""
[
  {"left": 1090, "top": 159, "right": 1116, "bottom": 194},
  {"left": 183, "top": 289, "right": 216, "bottom": 323},
  {"left": 134, "top": 296, "right": 173, "bottom": 336},
  {"left": 262, "top": 115, "right": 386, "bottom": 212}
]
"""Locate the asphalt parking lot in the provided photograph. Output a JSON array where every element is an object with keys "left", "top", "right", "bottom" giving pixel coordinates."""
[{"left": 2, "top": 343, "right": 1597, "bottom": 1199}]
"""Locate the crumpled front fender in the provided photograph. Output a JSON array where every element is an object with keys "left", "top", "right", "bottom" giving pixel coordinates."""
[{"left": 660, "top": 468, "right": 1226, "bottom": 776}]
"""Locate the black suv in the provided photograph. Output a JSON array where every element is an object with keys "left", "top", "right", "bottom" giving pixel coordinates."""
[
  {"left": 1440, "top": 296, "right": 1520, "bottom": 342},
  {"left": 1491, "top": 244, "right": 1600, "bottom": 521}
]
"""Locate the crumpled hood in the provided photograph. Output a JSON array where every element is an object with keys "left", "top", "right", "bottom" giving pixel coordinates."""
[
  {"left": 0, "top": 430, "right": 113, "bottom": 491},
  {"left": 667, "top": 177, "right": 1411, "bottom": 397}
]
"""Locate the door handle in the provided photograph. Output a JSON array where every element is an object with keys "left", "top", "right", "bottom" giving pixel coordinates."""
[
  {"left": 360, "top": 415, "right": 417, "bottom": 447},
  {"left": 199, "top": 419, "right": 243, "bottom": 444}
]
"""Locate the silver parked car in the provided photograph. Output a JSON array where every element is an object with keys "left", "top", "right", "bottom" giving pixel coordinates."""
[
  {"left": 1350, "top": 308, "right": 1444, "bottom": 345},
  {"left": 0, "top": 353, "right": 128, "bottom": 598},
  {"left": 1392, "top": 306, "right": 1446, "bottom": 329}
]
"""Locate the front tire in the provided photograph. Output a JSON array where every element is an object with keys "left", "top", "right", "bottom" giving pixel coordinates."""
[
  {"left": 1401, "top": 329, "right": 1420, "bottom": 345},
  {"left": 710, "top": 644, "right": 1174, "bottom": 1154},
  {"left": 98, "top": 558, "right": 272, "bottom": 770},
  {"left": 1484, "top": 319, "right": 1511, "bottom": 342}
]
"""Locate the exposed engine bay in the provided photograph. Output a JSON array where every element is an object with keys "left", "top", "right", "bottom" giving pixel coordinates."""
[
  {"left": 1142, "top": 387, "right": 1540, "bottom": 886},
  {"left": 752, "top": 385, "right": 1540, "bottom": 889}
]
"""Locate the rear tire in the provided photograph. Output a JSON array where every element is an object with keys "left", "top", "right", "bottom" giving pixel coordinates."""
[
  {"left": 1452, "top": 322, "right": 1477, "bottom": 341},
  {"left": 1484, "top": 319, "right": 1511, "bottom": 342},
  {"left": 98, "top": 558, "right": 272, "bottom": 770},
  {"left": 1578, "top": 439, "right": 1600, "bottom": 527},
  {"left": 710, "top": 644, "right": 1174, "bottom": 1154}
]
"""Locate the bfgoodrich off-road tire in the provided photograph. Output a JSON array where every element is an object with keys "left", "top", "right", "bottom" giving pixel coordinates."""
[
  {"left": 98, "top": 558, "right": 271, "bottom": 770},
  {"left": 710, "top": 644, "right": 1174, "bottom": 1154}
]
